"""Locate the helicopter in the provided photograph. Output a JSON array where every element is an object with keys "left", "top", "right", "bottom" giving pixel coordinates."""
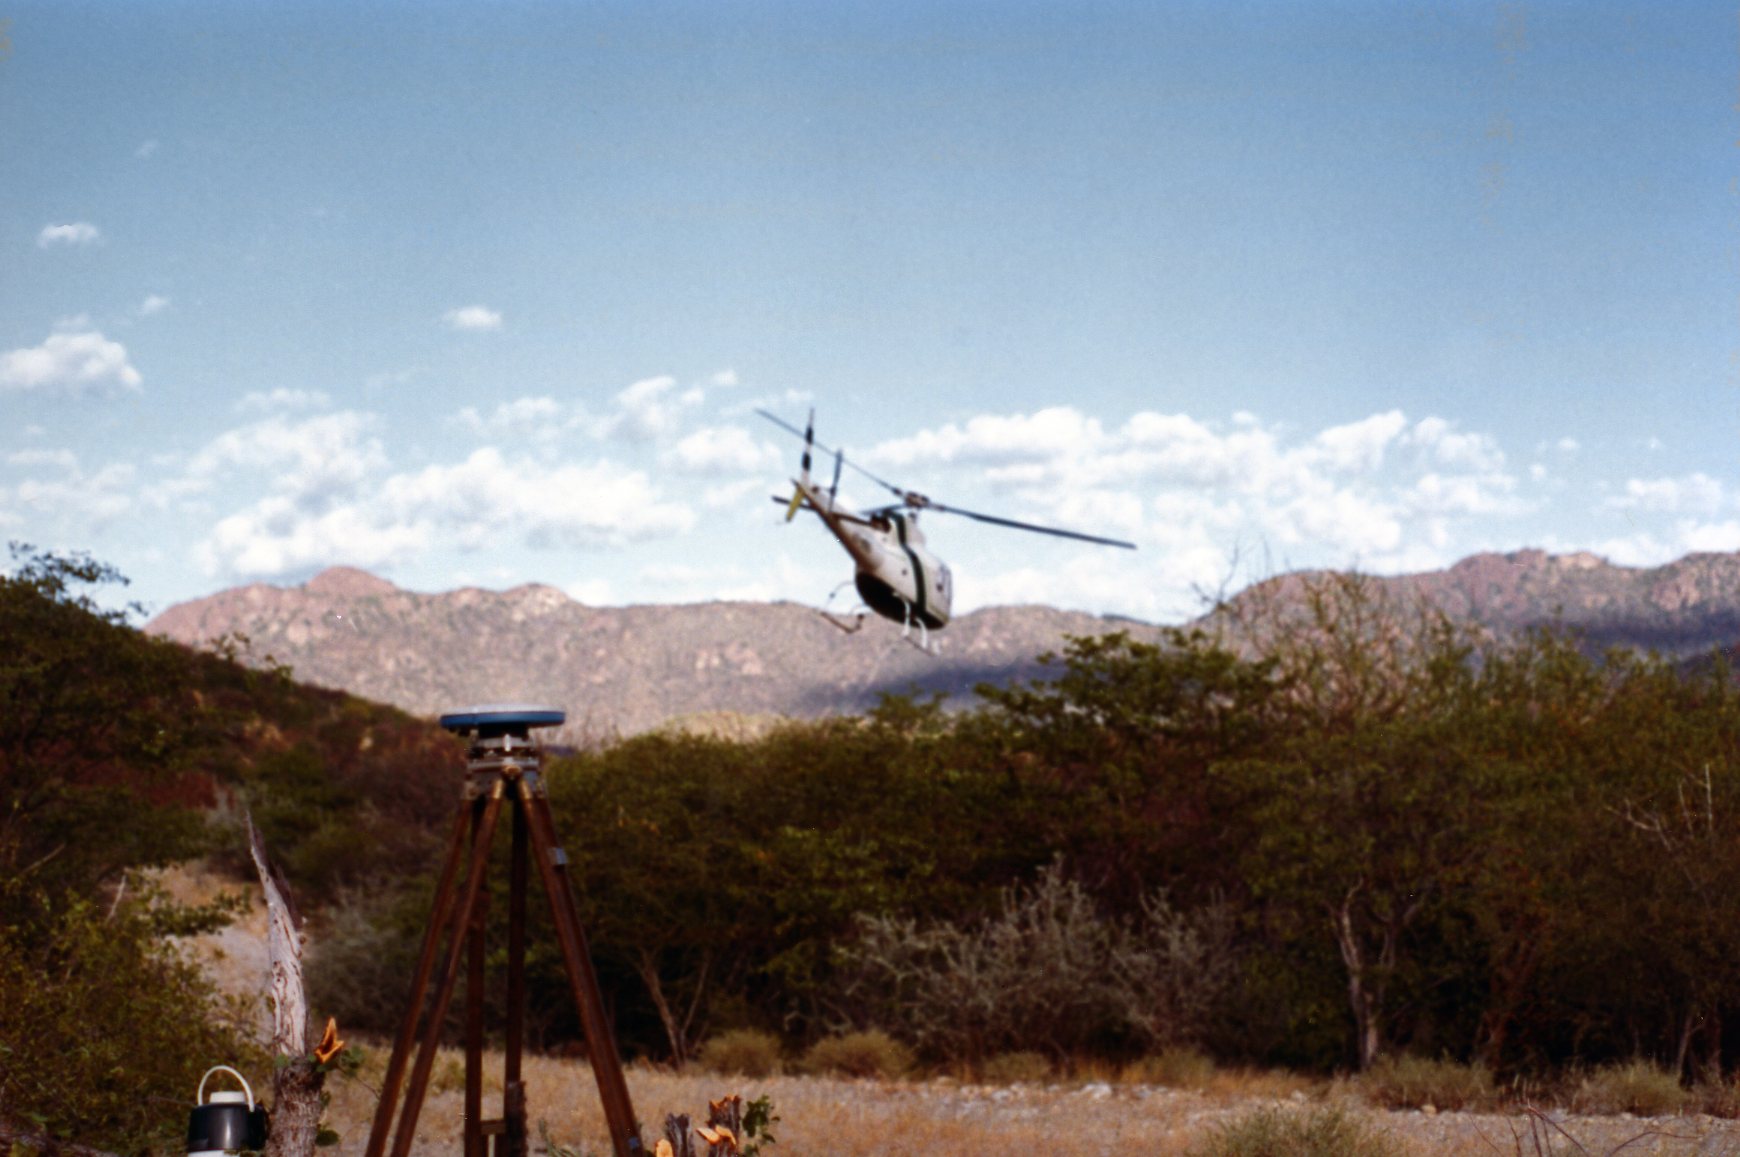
[{"left": 758, "top": 408, "right": 1137, "bottom": 651}]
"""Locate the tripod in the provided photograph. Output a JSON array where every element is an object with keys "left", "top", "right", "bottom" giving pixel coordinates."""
[{"left": 363, "top": 706, "right": 644, "bottom": 1157}]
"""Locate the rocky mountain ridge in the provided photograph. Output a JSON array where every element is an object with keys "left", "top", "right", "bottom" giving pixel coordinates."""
[
  {"left": 1231, "top": 548, "right": 1740, "bottom": 660},
  {"left": 146, "top": 549, "right": 1740, "bottom": 738},
  {"left": 147, "top": 567, "right": 1161, "bottom": 740}
]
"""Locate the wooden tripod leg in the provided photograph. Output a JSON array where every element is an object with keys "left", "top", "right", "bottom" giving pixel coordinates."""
[
  {"left": 502, "top": 799, "right": 529, "bottom": 1157},
  {"left": 465, "top": 803, "right": 491, "bottom": 1157},
  {"left": 364, "top": 804, "right": 475, "bottom": 1157},
  {"left": 515, "top": 778, "right": 644, "bottom": 1157},
  {"left": 387, "top": 787, "right": 507, "bottom": 1157}
]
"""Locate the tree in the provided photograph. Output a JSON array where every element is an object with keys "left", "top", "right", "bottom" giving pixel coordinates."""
[{"left": 0, "top": 544, "right": 215, "bottom": 897}]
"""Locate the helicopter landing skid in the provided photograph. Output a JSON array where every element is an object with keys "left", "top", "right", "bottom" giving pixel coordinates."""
[
  {"left": 820, "top": 609, "right": 867, "bottom": 634},
  {"left": 820, "top": 583, "right": 869, "bottom": 635},
  {"left": 899, "top": 604, "right": 942, "bottom": 657}
]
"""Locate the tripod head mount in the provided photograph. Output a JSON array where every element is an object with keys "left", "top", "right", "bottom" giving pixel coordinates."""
[{"left": 440, "top": 705, "right": 565, "bottom": 787}]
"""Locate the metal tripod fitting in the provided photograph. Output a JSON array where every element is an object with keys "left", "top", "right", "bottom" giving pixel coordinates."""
[{"left": 363, "top": 705, "right": 644, "bottom": 1157}]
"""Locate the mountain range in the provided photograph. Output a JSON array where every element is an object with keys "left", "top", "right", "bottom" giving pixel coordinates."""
[{"left": 146, "top": 549, "right": 1740, "bottom": 739}]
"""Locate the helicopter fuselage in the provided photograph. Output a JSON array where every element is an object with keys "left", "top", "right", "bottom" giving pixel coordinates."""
[{"left": 789, "top": 475, "right": 953, "bottom": 630}]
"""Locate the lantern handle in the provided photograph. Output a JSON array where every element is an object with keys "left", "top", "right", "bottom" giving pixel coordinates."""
[{"left": 197, "top": 1065, "right": 256, "bottom": 1110}]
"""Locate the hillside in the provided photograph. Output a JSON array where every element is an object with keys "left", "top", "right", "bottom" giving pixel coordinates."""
[
  {"left": 1225, "top": 548, "right": 1740, "bottom": 662},
  {"left": 146, "top": 549, "right": 1740, "bottom": 738},
  {"left": 146, "top": 567, "right": 1162, "bottom": 739}
]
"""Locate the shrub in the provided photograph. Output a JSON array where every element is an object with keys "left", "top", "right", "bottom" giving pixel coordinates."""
[
  {"left": 1358, "top": 1054, "right": 1494, "bottom": 1110},
  {"left": 697, "top": 1029, "right": 783, "bottom": 1078},
  {"left": 0, "top": 884, "right": 257, "bottom": 1154},
  {"left": 980, "top": 1051, "right": 1051, "bottom": 1084},
  {"left": 1570, "top": 1060, "right": 1689, "bottom": 1116},
  {"left": 1124, "top": 1046, "right": 1218, "bottom": 1090},
  {"left": 1693, "top": 1076, "right": 1740, "bottom": 1118},
  {"left": 835, "top": 861, "right": 1234, "bottom": 1063},
  {"left": 306, "top": 885, "right": 423, "bottom": 1036},
  {"left": 1187, "top": 1104, "right": 1403, "bottom": 1157},
  {"left": 801, "top": 1029, "right": 914, "bottom": 1079}
]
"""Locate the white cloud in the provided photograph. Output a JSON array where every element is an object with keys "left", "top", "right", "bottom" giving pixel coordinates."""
[
  {"left": 186, "top": 409, "right": 696, "bottom": 579},
  {"left": 1403, "top": 416, "right": 1505, "bottom": 471},
  {"left": 609, "top": 376, "right": 703, "bottom": 442},
  {"left": 6, "top": 448, "right": 78, "bottom": 470},
  {"left": 199, "top": 499, "right": 429, "bottom": 578},
  {"left": 0, "top": 330, "right": 142, "bottom": 394},
  {"left": 443, "top": 304, "right": 503, "bottom": 332},
  {"left": 0, "top": 454, "right": 136, "bottom": 528},
  {"left": 139, "top": 294, "right": 171, "bottom": 317},
  {"left": 872, "top": 407, "right": 1104, "bottom": 469},
  {"left": 1595, "top": 517, "right": 1740, "bottom": 568},
  {"left": 849, "top": 404, "right": 1529, "bottom": 614},
  {"left": 1605, "top": 473, "right": 1725, "bottom": 516},
  {"left": 37, "top": 222, "right": 102, "bottom": 248},
  {"left": 1310, "top": 410, "right": 1407, "bottom": 472},
  {"left": 1404, "top": 471, "right": 1522, "bottom": 517},
  {"left": 237, "top": 388, "right": 331, "bottom": 413},
  {"left": 1681, "top": 521, "right": 1740, "bottom": 552},
  {"left": 186, "top": 411, "right": 387, "bottom": 510},
  {"left": 664, "top": 425, "right": 778, "bottom": 476},
  {"left": 452, "top": 396, "right": 580, "bottom": 441},
  {"left": 135, "top": 139, "right": 160, "bottom": 159},
  {"left": 381, "top": 448, "right": 694, "bottom": 551}
]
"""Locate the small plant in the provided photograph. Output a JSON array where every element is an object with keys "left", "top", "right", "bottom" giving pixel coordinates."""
[
  {"left": 1186, "top": 1104, "right": 1403, "bottom": 1157},
  {"left": 1570, "top": 1059, "right": 1689, "bottom": 1117},
  {"left": 1693, "top": 1075, "right": 1740, "bottom": 1118},
  {"left": 801, "top": 1029, "right": 914, "bottom": 1079},
  {"left": 659, "top": 1094, "right": 778, "bottom": 1157},
  {"left": 1124, "top": 1046, "right": 1218, "bottom": 1090},
  {"left": 430, "top": 1055, "right": 469, "bottom": 1094},
  {"left": 1357, "top": 1053, "right": 1494, "bottom": 1110},
  {"left": 980, "top": 1051, "right": 1051, "bottom": 1084},
  {"left": 697, "top": 1029, "right": 783, "bottom": 1078}
]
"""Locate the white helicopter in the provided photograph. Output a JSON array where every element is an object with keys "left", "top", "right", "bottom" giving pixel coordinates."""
[{"left": 758, "top": 409, "right": 1137, "bottom": 651}]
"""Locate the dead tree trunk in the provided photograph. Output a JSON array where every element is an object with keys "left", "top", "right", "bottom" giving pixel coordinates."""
[{"left": 247, "top": 813, "right": 327, "bottom": 1157}]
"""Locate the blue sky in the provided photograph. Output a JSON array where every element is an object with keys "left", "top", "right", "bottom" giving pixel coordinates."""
[{"left": 3, "top": 1, "right": 1736, "bottom": 624}]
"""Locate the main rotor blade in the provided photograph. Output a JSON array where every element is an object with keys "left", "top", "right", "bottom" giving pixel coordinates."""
[
  {"left": 925, "top": 502, "right": 1138, "bottom": 549},
  {"left": 755, "top": 408, "right": 907, "bottom": 497},
  {"left": 757, "top": 409, "right": 1136, "bottom": 548}
]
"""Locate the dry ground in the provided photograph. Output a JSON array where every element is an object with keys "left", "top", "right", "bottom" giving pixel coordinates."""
[
  {"left": 164, "top": 866, "right": 1740, "bottom": 1155},
  {"left": 318, "top": 1047, "right": 1740, "bottom": 1157}
]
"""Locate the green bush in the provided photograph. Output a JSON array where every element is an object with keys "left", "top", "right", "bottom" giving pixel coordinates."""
[
  {"left": 0, "top": 884, "right": 257, "bottom": 1153},
  {"left": 980, "top": 1051, "right": 1051, "bottom": 1084},
  {"left": 801, "top": 1029, "right": 914, "bottom": 1079},
  {"left": 1358, "top": 1054, "right": 1494, "bottom": 1110},
  {"left": 697, "top": 1029, "right": 783, "bottom": 1077},
  {"left": 1187, "top": 1104, "right": 1403, "bottom": 1157},
  {"left": 1570, "top": 1060, "right": 1689, "bottom": 1117}
]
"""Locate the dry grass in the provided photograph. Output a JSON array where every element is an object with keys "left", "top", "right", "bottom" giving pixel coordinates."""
[{"left": 316, "top": 1044, "right": 1740, "bottom": 1156}]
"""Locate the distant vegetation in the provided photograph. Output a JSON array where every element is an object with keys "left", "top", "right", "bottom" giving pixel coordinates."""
[
  {"left": 0, "top": 546, "right": 459, "bottom": 1153},
  {"left": 8, "top": 547, "right": 1740, "bottom": 1152}
]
